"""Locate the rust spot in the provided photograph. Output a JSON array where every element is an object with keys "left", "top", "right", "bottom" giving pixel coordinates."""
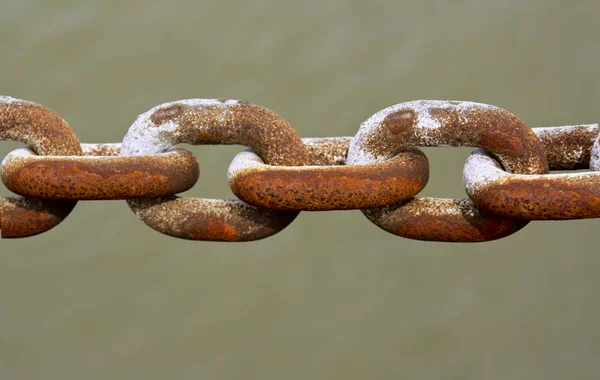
[
  {"left": 2, "top": 145, "right": 199, "bottom": 200},
  {"left": 0, "top": 99, "right": 81, "bottom": 156},
  {"left": 129, "top": 197, "right": 298, "bottom": 242},
  {"left": 122, "top": 99, "right": 308, "bottom": 240},
  {"left": 187, "top": 217, "right": 238, "bottom": 241},
  {"left": 229, "top": 139, "right": 429, "bottom": 211},
  {"left": 465, "top": 126, "right": 600, "bottom": 221},
  {"left": 348, "top": 100, "right": 549, "bottom": 242},
  {"left": 535, "top": 125, "right": 597, "bottom": 170},
  {"left": 150, "top": 104, "right": 184, "bottom": 125},
  {"left": 473, "top": 175, "right": 600, "bottom": 220},
  {"left": 364, "top": 198, "right": 526, "bottom": 242},
  {"left": 383, "top": 110, "right": 417, "bottom": 135},
  {"left": 1, "top": 97, "right": 81, "bottom": 238},
  {"left": 0, "top": 198, "right": 76, "bottom": 238}
]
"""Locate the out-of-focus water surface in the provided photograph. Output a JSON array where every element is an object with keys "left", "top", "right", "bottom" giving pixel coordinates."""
[{"left": 1, "top": 1, "right": 599, "bottom": 379}]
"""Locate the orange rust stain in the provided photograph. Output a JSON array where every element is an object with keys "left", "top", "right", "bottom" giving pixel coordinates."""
[
  {"left": 188, "top": 218, "right": 239, "bottom": 241},
  {"left": 150, "top": 105, "right": 184, "bottom": 125},
  {"left": 383, "top": 110, "right": 417, "bottom": 135}
]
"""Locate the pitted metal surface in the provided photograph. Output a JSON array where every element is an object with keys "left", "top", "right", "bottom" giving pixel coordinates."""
[
  {"left": 2, "top": 144, "right": 199, "bottom": 200},
  {"left": 363, "top": 198, "right": 525, "bottom": 243},
  {"left": 591, "top": 129, "right": 600, "bottom": 172},
  {"left": 1, "top": 96, "right": 597, "bottom": 241},
  {"left": 128, "top": 197, "right": 298, "bottom": 242},
  {"left": 119, "top": 99, "right": 307, "bottom": 241},
  {"left": 0, "top": 96, "right": 81, "bottom": 238},
  {"left": 347, "top": 100, "right": 549, "bottom": 242},
  {"left": 464, "top": 124, "right": 600, "bottom": 220},
  {"left": 120, "top": 99, "right": 307, "bottom": 165},
  {"left": 228, "top": 137, "right": 429, "bottom": 211}
]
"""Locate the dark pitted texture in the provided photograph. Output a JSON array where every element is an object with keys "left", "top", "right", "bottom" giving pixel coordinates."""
[
  {"left": 120, "top": 99, "right": 307, "bottom": 165},
  {"left": 364, "top": 198, "right": 525, "bottom": 243},
  {"left": 2, "top": 144, "right": 199, "bottom": 200},
  {"left": 0, "top": 96, "right": 81, "bottom": 238},
  {"left": 119, "top": 99, "right": 308, "bottom": 241},
  {"left": 1, "top": 97, "right": 597, "bottom": 242},
  {"left": 128, "top": 197, "right": 298, "bottom": 242},
  {"left": 464, "top": 125, "right": 600, "bottom": 220},
  {"left": 228, "top": 137, "right": 429, "bottom": 211},
  {"left": 347, "top": 100, "right": 550, "bottom": 242}
]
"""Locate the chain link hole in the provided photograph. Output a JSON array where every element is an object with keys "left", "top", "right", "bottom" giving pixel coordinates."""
[
  {"left": 418, "top": 147, "right": 475, "bottom": 199},
  {"left": 176, "top": 144, "right": 242, "bottom": 199}
]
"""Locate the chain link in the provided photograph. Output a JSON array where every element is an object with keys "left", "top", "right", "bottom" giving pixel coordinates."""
[
  {"left": 228, "top": 137, "right": 428, "bottom": 211},
  {"left": 2, "top": 143, "right": 199, "bottom": 200},
  {"left": 1, "top": 95, "right": 598, "bottom": 241},
  {"left": 0, "top": 97, "right": 80, "bottom": 238},
  {"left": 464, "top": 125, "right": 600, "bottom": 220}
]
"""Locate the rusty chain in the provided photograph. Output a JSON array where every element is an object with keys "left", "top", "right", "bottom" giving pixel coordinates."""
[{"left": 1, "top": 96, "right": 598, "bottom": 242}]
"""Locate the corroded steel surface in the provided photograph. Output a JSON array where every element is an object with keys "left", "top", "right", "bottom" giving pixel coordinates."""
[
  {"left": 228, "top": 137, "right": 429, "bottom": 211},
  {"left": 364, "top": 198, "right": 525, "bottom": 242},
  {"left": 347, "top": 100, "right": 549, "bottom": 242},
  {"left": 2, "top": 143, "right": 199, "bottom": 200},
  {"left": 348, "top": 100, "right": 548, "bottom": 173},
  {"left": 464, "top": 124, "right": 600, "bottom": 220},
  {"left": 535, "top": 124, "right": 598, "bottom": 169},
  {"left": 590, "top": 128, "right": 600, "bottom": 171},
  {"left": 120, "top": 99, "right": 308, "bottom": 241},
  {"left": 128, "top": 197, "right": 298, "bottom": 241},
  {"left": 0, "top": 197, "right": 75, "bottom": 239},
  {"left": 0, "top": 96, "right": 81, "bottom": 238},
  {"left": 120, "top": 99, "right": 307, "bottom": 165},
  {"left": 0, "top": 96, "right": 81, "bottom": 156},
  {"left": 1, "top": 95, "right": 597, "bottom": 242}
]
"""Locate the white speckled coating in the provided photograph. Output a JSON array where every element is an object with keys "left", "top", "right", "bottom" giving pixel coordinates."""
[
  {"left": 532, "top": 124, "right": 598, "bottom": 139},
  {"left": 120, "top": 99, "right": 239, "bottom": 156},
  {"left": 534, "top": 124, "right": 598, "bottom": 169},
  {"left": 0, "top": 95, "right": 23, "bottom": 104},
  {"left": 227, "top": 136, "right": 351, "bottom": 180},
  {"left": 591, "top": 132, "right": 600, "bottom": 171},
  {"left": 347, "top": 100, "right": 496, "bottom": 165},
  {"left": 227, "top": 149, "right": 263, "bottom": 179},
  {"left": 462, "top": 149, "right": 505, "bottom": 197},
  {"left": 463, "top": 145, "right": 600, "bottom": 201},
  {"left": 1, "top": 147, "right": 33, "bottom": 167}
]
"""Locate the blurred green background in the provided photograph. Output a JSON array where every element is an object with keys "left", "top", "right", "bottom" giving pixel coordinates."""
[{"left": 1, "top": 1, "right": 599, "bottom": 379}]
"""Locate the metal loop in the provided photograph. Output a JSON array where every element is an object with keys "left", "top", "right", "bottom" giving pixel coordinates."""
[
  {"left": 0, "top": 96, "right": 81, "bottom": 238},
  {"left": 464, "top": 124, "right": 600, "bottom": 220},
  {"left": 119, "top": 99, "right": 307, "bottom": 241},
  {"left": 2, "top": 143, "right": 199, "bottom": 200},
  {"left": 347, "top": 100, "right": 549, "bottom": 242},
  {"left": 591, "top": 129, "right": 600, "bottom": 172},
  {"left": 228, "top": 137, "right": 429, "bottom": 211},
  {"left": 363, "top": 198, "right": 524, "bottom": 242}
]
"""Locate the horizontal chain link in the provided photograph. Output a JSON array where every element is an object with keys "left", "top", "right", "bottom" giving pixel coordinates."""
[
  {"left": 228, "top": 138, "right": 428, "bottom": 211},
  {"left": 1, "top": 95, "right": 598, "bottom": 242},
  {"left": 464, "top": 125, "right": 600, "bottom": 220},
  {"left": 2, "top": 143, "right": 199, "bottom": 200}
]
